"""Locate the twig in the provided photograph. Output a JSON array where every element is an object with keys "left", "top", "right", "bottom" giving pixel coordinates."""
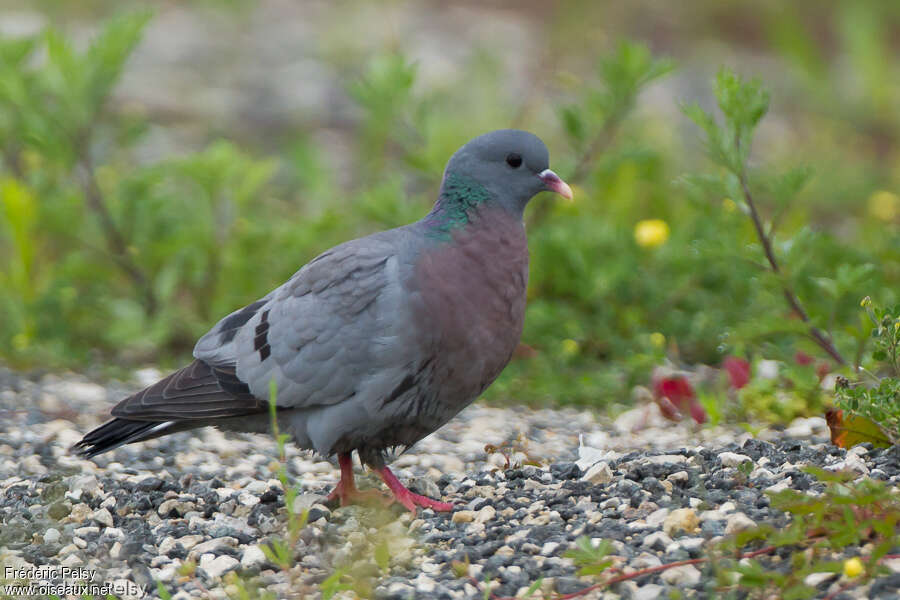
[
  {"left": 567, "top": 110, "right": 625, "bottom": 185},
  {"left": 736, "top": 169, "right": 846, "bottom": 366},
  {"left": 77, "top": 141, "right": 158, "bottom": 316}
]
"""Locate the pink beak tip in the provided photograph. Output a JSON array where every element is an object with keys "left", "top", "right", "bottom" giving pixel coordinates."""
[{"left": 539, "top": 169, "right": 574, "bottom": 200}]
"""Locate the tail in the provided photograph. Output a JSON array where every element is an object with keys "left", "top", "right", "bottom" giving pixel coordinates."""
[
  {"left": 73, "top": 419, "right": 180, "bottom": 458},
  {"left": 73, "top": 359, "right": 266, "bottom": 458}
]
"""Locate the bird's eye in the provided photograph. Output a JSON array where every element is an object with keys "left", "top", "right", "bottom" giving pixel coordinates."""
[{"left": 505, "top": 153, "right": 522, "bottom": 168}]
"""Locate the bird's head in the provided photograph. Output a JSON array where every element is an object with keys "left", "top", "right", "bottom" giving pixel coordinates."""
[{"left": 439, "top": 129, "right": 573, "bottom": 218}]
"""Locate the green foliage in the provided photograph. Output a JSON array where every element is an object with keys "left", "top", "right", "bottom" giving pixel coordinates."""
[
  {"left": 564, "top": 536, "right": 615, "bottom": 577},
  {"left": 835, "top": 298, "right": 900, "bottom": 442}
]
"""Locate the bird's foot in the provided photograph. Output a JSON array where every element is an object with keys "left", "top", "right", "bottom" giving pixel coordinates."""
[
  {"left": 377, "top": 466, "right": 454, "bottom": 513},
  {"left": 325, "top": 452, "right": 392, "bottom": 508}
]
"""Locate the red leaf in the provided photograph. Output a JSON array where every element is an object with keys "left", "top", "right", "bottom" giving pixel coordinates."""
[
  {"left": 794, "top": 351, "right": 814, "bottom": 366},
  {"left": 653, "top": 376, "right": 695, "bottom": 409},
  {"left": 688, "top": 399, "right": 708, "bottom": 424},
  {"left": 723, "top": 356, "right": 751, "bottom": 389}
]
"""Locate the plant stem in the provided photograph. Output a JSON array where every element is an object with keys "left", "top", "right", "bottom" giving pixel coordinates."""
[
  {"left": 736, "top": 171, "right": 846, "bottom": 366},
  {"left": 78, "top": 147, "right": 158, "bottom": 316},
  {"left": 568, "top": 109, "right": 625, "bottom": 185}
]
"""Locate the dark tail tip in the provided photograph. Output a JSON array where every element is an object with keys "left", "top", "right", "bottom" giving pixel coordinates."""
[{"left": 73, "top": 418, "right": 170, "bottom": 458}]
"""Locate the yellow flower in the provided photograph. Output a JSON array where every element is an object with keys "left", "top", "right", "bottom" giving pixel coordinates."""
[
  {"left": 561, "top": 338, "right": 580, "bottom": 357},
  {"left": 649, "top": 332, "right": 666, "bottom": 349},
  {"left": 868, "top": 190, "right": 898, "bottom": 222},
  {"left": 634, "top": 219, "right": 670, "bottom": 248},
  {"left": 843, "top": 557, "right": 864, "bottom": 578}
]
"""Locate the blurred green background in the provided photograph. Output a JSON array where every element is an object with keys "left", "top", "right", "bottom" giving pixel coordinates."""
[{"left": 0, "top": 0, "right": 897, "bottom": 414}]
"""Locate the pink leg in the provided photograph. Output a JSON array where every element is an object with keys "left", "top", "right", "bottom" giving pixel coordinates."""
[
  {"left": 326, "top": 453, "right": 389, "bottom": 507},
  {"left": 376, "top": 466, "right": 454, "bottom": 513}
]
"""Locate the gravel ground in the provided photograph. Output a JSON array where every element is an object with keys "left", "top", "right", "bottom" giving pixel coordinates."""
[{"left": 1, "top": 366, "right": 899, "bottom": 600}]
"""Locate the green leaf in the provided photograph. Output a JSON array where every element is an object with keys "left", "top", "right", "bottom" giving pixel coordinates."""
[
  {"left": 523, "top": 577, "right": 544, "bottom": 598},
  {"left": 320, "top": 567, "right": 352, "bottom": 600},
  {"left": 374, "top": 538, "right": 390, "bottom": 573},
  {"left": 85, "top": 11, "right": 153, "bottom": 111},
  {"left": 156, "top": 581, "right": 173, "bottom": 600}
]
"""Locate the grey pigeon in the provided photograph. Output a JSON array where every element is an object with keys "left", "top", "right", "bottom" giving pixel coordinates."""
[{"left": 75, "top": 129, "right": 573, "bottom": 512}]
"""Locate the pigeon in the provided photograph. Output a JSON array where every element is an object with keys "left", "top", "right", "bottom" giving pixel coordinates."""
[{"left": 75, "top": 129, "right": 573, "bottom": 512}]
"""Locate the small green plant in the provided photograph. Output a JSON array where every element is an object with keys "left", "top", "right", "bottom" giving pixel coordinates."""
[
  {"left": 835, "top": 298, "right": 900, "bottom": 443},
  {"left": 564, "top": 536, "right": 616, "bottom": 576},
  {"left": 682, "top": 68, "right": 848, "bottom": 369},
  {"left": 261, "top": 380, "right": 308, "bottom": 572}
]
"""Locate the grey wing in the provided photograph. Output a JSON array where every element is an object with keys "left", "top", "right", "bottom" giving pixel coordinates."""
[{"left": 193, "top": 232, "right": 423, "bottom": 410}]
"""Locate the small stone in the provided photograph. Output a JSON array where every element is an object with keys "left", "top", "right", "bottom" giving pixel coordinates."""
[
  {"left": 475, "top": 505, "right": 496, "bottom": 524},
  {"left": 540, "top": 542, "right": 560, "bottom": 556},
  {"left": 642, "top": 531, "right": 673, "bottom": 551},
  {"left": 413, "top": 572, "right": 436, "bottom": 593},
  {"left": 177, "top": 535, "right": 204, "bottom": 550},
  {"left": 60, "top": 554, "right": 83, "bottom": 568},
  {"left": 199, "top": 554, "right": 239, "bottom": 579},
  {"left": 632, "top": 583, "right": 664, "bottom": 600},
  {"left": 765, "top": 477, "right": 792, "bottom": 493},
  {"left": 22, "top": 455, "right": 47, "bottom": 475},
  {"left": 581, "top": 462, "right": 613, "bottom": 484},
  {"left": 666, "top": 471, "right": 689, "bottom": 484},
  {"left": 646, "top": 508, "right": 670, "bottom": 527},
  {"left": 663, "top": 508, "right": 699, "bottom": 536},
  {"left": 241, "top": 545, "right": 267, "bottom": 569},
  {"left": 451, "top": 510, "right": 476, "bottom": 524},
  {"left": 110, "top": 542, "right": 122, "bottom": 559},
  {"left": 719, "top": 452, "right": 752, "bottom": 468},
  {"left": 93, "top": 508, "right": 114, "bottom": 528},
  {"left": 725, "top": 512, "right": 756, "bottom": 535},
  {"left": 67, "top": 503, "right": 92, "bottom": 524},
  {"left": 158, "top": 499, "right": 197, "bottom": 517},
  {"left": 47, "top": 502, "right": 71, "bottom": 521},
  {"left": 190, "top": 537, "right": 238, "bottom": 558},
  {"left": 43, "top": 528, "right": 61, "bottom": 544},
  {"left": 237, "top": 492, "right": 260, "bottom": 507},
  {"left": 158, "top": 537, "right": 177, "bottom": 555},
  {"left": 408, "top": 477, "right": 441, "bottom": 500},
  {"left": 661, "top": 564, "right": 702, "bottom": 586}
]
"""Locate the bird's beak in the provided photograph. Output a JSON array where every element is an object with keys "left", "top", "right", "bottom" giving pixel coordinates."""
[{"left": 538, "top": 169, "right": 574, "bottom": 200}]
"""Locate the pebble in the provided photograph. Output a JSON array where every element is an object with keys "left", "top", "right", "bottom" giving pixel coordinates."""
[
  {"left": 725, "top": 512, "right": 757, "bottom": 535},
  {"left": 240, "top": 545, "right": 267, "bottom": 569},
  {"left": 581, "top": 461, "right": 614, "bottom": 484},
  {"left": 719, "top": 452, "right": 752, "bottom": 467},
  {"left": 661, "top": 564, "right": 702, "bottom": 586},
  {"left": 43, "top": 528, "right": 60, "bottom": 543},
  {"left": 663, "top": 508, "right": 699, "bottom": 536},
  {"left": 199, "top": 554, "right": 239, "bottom": 579},
  {"left": 93, "top": 507, "right": 114, "bottom": 528},
  {"left": 451, "top": 510, "right": 475, "bottom": 524}
]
